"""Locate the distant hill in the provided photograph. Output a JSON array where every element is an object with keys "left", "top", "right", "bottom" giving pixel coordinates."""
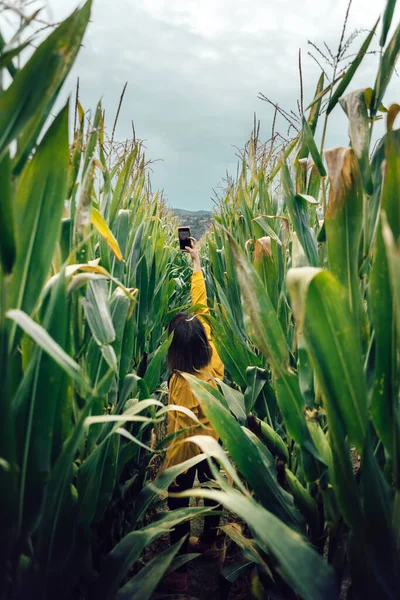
[
  {"left": 172, "top": 208, "right": 213, "bottom": 241},
  {"left": 173, "top": 209, "right": 212, "bottom": 217}
]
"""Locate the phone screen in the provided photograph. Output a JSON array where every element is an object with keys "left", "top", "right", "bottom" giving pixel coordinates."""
[{"left": 178, "top": 227, "right": 191, "bottom": 250}]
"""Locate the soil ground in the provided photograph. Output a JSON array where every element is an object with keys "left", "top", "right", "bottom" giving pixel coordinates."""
[{"left": 144, "top": 487, "right": 251, "bottom": 600}]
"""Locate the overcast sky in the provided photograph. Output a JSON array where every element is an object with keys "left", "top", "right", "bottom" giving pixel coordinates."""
[{"left": 43, "top": 1, "right": 400, "bottom": 209}]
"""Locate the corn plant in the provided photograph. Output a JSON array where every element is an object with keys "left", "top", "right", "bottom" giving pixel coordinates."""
[
  {"left": 180, "top": 4, "right": 400, "bottom": 598},
  {"left": 0, "top": 3, "right": 206, "bottom": 598}
]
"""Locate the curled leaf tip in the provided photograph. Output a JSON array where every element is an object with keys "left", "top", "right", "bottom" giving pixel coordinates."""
[{"left": 324, "top": 147, "right": 361, "bottom": 215}]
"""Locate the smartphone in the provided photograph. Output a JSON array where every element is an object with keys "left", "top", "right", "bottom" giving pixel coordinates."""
[{"left": 178, "top": 226, "right": 191, "bottom": 250}]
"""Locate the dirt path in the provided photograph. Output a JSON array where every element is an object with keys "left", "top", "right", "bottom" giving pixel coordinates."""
[{"left": 144, "top": 494, "right": 251, "bottom": 600}]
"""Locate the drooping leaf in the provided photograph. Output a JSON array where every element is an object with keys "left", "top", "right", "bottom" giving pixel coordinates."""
[
  {"left": 132, "top": 453, "right": 208, "bottom": 523},
  {"left": 324, "top": 147, "right": 366, "bottom": 340},
  {"left": 339, "top": 89, "right": 373, "bottom": 194},
  {"left": 93, "top": 507, "right": 212, "bottom": 600},
  {"left": 287, "top": 268, "right": 368, "bottom": 454},
  {"left": 91, "top": 206, "right": 123, "bottom": 261},
  {"left": 184, "top": 486, "right": 337, "bottom": 600},
  {"left": 183, "top": 374, "right": 304, "bottom": 529},
  {"left": 7, "top": 309, "right": 90, "bottom": 392},
  {"left": 117, "top": 538, "right": 186, "bottom": 600}
]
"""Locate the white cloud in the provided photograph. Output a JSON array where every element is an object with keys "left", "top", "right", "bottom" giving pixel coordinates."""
[{"left": 22, "top": 0, "right": 400, "bottom": 209}]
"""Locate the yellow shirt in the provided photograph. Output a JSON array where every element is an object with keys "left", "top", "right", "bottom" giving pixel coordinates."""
[{"left": 163, "top": 270, "right": 224, "bottom": 469}]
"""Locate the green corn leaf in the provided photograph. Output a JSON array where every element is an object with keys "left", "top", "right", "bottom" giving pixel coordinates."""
[
  {"left": 12, "top": 269, "right": 68, "bottom": 538},
  {"left": 0, "top": 151, "right": 16, "bottom": 273},
  {"left": 372, "top": 23, "right": 400, "bottom": 116},
  {"left": 208, "top": 315, "right": 251, "bottom": 389},
  {"left": 132, "top": 453, "right": 207, "bottom": 523},
  {"left": 35, "top": 391, "right": 98, "bottom": 590},
  {"left": 307, "top": 162, "right": 321, "bottom": 201},
  {"left": 9, "top": 1, "right": 92, "bottom": 173},
  {"left": 221, "top": 523, "right": 273, "bottom": 578},
  {"left": 217, "top": 378, "right": 247, "bottom": 424},
  {"left": 327, "top": 20, "right": 379, "bottom": 114},
  {"left": 108, "top": 288, "right": 131, "bottom": 371},
  {"left": 244, "top": 366, "right": 268, "bottom": 414},
  {"left": 305, "top": 74, "right": 343, "bottom": 111},
  {"left": 93, "top": 507, "right": 212, "bottom": 600},
  {"left": 297, "top": 72, "right": 324, "bottom": 160},
  {"left": 183, "top": 374, "right": 304, "bottom": 529},
  {"left": 287, "top": 268, "right": 366, "bottom": 527},
  {"left": 77, "top": 433, "right": 120, "bottom": 525},
  {"left": 380, "top": 0, "right": 397, "bottom": 46},
  {"left": 281, "top": 158, "right": 319, "bottom": 267},
  {"left": 0, "top": 317, "right": 18, "bottom": 573},
  {"left": 287, "top": 268, "right": 368, "bottom": 454},
  {"left": 362, "top": 130, "right": 400, "bottom": 264},
  {"left": 0, "top": 39, "right": 30, "bottom": 70},
  {"left": 7, "top": 309, "right": 90, "bottom": 393},
  {"left": 117, "top": 538, "right": 186, "bottom": 600},
  {"left": 221, "top": 561, "right": 254, "bottom": 585},
  {"left": 227, "top": 233, "right": 311, "bottom": 448},
  {"left": 301, "top": 117, "right": 327, "bottom": 177},
  {"left": 227, "top": 233, "right": 288, "bottom": 367},
  {"left": 382, "top": 214, "right": 400, "bottom": 342},
  {"left": 142, "top": 333, "right": 172, "bottom": 394},
  {"left": 267, "top": 135, "right": 299, "bottom": 181},
  {"left": 82, "top": 279, "right": 116, "bottom": 346},
  {"left": 185, "top": 486, "right": 337, "bottom": 600},
  {"left": 370, "top": 106, "right": 400, "bottom": 460},
  {"left": 284, "top": 467, "right": 319, "bottom": 535},
  {"left": 109, "top": 146, "right": 138, "bottom": 224},
  {"left": 8, "top": 103, "right": 69, "bottom": 349},
  {"left": 357, "top": 435, "right": 400, "bottom": 595}
]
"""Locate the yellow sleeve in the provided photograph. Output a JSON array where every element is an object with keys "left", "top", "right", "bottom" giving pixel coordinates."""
[
  {"left": 191, "top": 271, "right": 211, "bottom": 338},
  {"left": 191, "top": 271, "right": 224, "bottom": 379}
]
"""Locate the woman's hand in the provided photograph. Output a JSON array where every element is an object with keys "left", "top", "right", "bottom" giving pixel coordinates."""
[{"left": 184, "top": 237, "right": 201, "bottom": 272}]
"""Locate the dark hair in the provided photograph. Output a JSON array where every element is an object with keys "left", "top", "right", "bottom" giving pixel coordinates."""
[{"left": 168, "top": 312, "right": 212, "bottom": 374}]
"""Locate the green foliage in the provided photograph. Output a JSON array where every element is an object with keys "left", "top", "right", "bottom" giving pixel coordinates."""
[
  {"left": 1, "top": 3, "right": 400, "bottom": 599},
  {"left": 0, "top": 5, "right": 193, "bottom": 598},
  {"left": 178, "top": 7, "right": 400, "bottom": 598}
]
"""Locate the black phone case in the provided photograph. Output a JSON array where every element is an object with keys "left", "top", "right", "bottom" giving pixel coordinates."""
[{"left": 178, "top": 228, "right": 191, "bottom": 250}]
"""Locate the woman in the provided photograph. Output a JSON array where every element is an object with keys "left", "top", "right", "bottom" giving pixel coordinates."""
[{"left": 164, "top": 238, "right": 224, "bottom": 593}]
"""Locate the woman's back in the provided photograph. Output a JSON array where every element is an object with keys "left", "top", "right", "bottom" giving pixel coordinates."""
[{"left": 163, "top": 256, "right": 224, "bottom": 469}]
